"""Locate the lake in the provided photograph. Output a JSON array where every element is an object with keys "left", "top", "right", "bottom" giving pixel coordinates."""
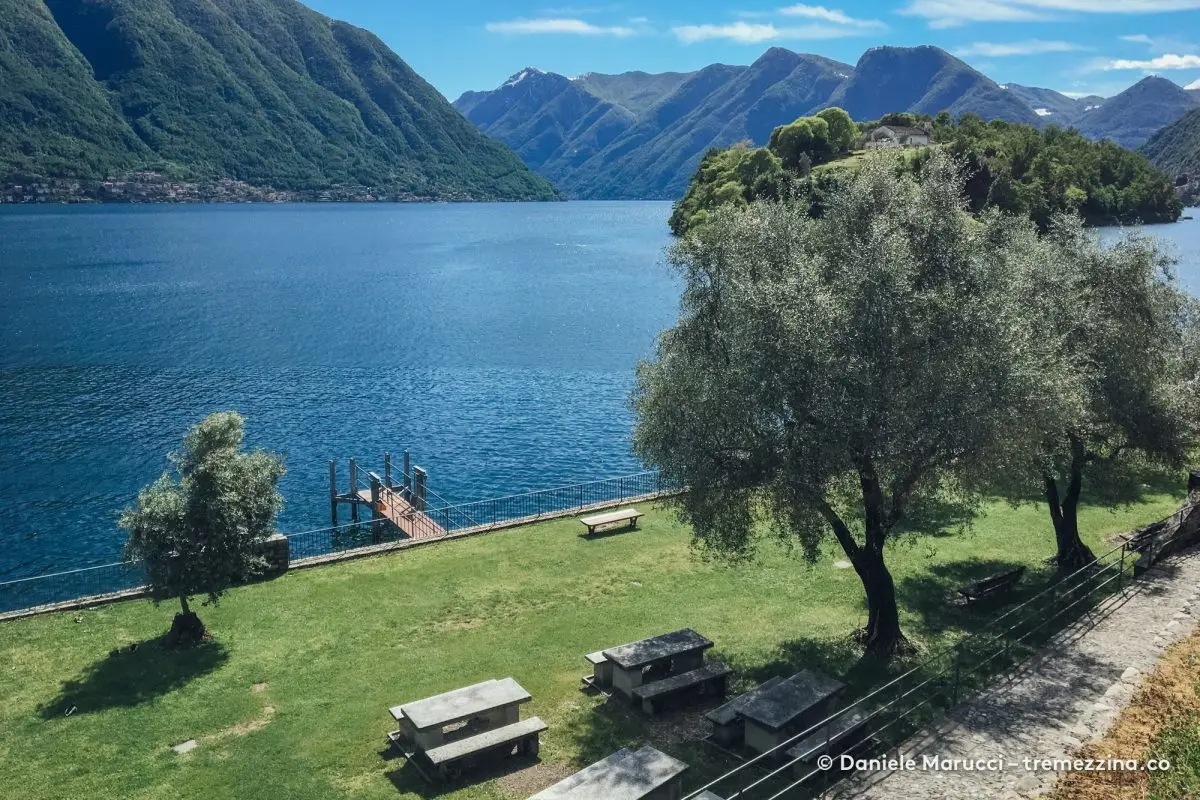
[{"left": 1, "top": 203, "right": 1199, "bottom": 584}]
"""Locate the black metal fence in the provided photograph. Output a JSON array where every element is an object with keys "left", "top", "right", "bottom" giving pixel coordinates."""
[{"left": 682, "top": 526, "right": 1181, "bottom": 800}]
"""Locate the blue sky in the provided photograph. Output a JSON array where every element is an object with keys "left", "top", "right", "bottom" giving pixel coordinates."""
[{"left": 302, "top": 0, "right": 1200, "bottom": 101}]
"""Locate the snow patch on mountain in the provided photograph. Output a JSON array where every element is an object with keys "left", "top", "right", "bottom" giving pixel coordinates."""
[
  {"left": 1034, "top": 108, "right": 1053, "bottom": 117},
  {"left": 504, "top": 68, "right": 544, "bottom": 88}
]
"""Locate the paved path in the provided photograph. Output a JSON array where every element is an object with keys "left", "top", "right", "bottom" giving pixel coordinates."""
[{"left": 824, "top": 547, "right": 1200, "bottom": 800}]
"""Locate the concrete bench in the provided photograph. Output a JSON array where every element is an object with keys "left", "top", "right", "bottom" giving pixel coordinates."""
[
  {"left": 582, "top": 650, "right": 613, "bottom": 692},
  {"left": 579, "top": 508, "right": 642, "bottom": 536},
  {"left": 705, "top": 676, "right": 785, "bottom": 747},
  {"left": 632, "top": 662, "right": 731, "bottom": 715},
  {"left": 958, "top": 566, "right": 1025, "bottom": 604},
  {"left": 785, "top": 707, "right": 870, "bottom": 770},
  {"left": 529, "top": 744, "right": 688, "bottom": 799},
  {"left": 425, "top": 716, "right": 547, "bottom": 780}
]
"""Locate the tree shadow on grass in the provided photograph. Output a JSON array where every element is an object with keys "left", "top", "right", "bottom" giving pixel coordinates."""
[
  {"left": 896, "top": 557, "right": 1053, "bottom": 636},
  {"left": 39, "top": 638, "right": 228, "bottom": 718}
]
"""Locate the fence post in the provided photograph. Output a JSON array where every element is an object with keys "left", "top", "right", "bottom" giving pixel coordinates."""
[
  {"left": 329, "top": 460, "right": 338, "bottom": 526},
  {"left": 349, "top": 458, "right": 359, "bottom": 522},
  {"left": 952, "top": 642, "right": 963, "bottom": 704},
  {"left": 370, "top": 475, "right": 382, "bottom": 544},
  {"left": 1118, "top": 545, "right": 1127, "bottom": 591}
]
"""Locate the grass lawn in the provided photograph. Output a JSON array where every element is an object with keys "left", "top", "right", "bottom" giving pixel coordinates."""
[{"left": 0, "top": 486, "right": 1185, "bottom": 800}]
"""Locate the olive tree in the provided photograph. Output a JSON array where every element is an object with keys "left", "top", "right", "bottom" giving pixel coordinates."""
[
  {"left": 1015, "top": 219, "right": 1200, "bottom": 572},
  {"left": 121, "top": 412, "right": 285, "bottom": 644},
  {"left": 633, "top": 152, "right": 1056, "bottom": 657}
]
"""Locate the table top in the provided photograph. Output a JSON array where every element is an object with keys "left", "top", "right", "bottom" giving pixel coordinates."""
[
  {"left": 529, "top": 745, "right": 687, "bottom": 800},
  {"left": 391, "top": 677, "right": 530, "bottom": 730},
  {"left": 738, "top": 669, "right": 844, "bottom": 731},
  {"left": 602, "top": 628, "right": 712, "bottom": 669}
]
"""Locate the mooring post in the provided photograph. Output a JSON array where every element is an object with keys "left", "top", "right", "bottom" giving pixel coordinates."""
[
  {"left": 413, "top": 466, "right": 428, "bottom": 512},
  {"left": 349, "top": 458, "right": 359, "bottom": 522},
  {"left": 370, "top": 474, "right": 383, "bottom": 544},
  {"left": 384, "top": 452, "right": 392, "bottom": 490},
  {"left": 403, "top": 449, "right": 412, "bottom": 500},
  {"left": 329, "top": 460, "right": 338, "bottom": 526}
]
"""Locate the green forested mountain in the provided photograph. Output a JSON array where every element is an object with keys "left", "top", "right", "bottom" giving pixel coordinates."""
[
  {"left": 1141, "top": 108, "right": 1200, "bottom": 204},
  {"left": 0, "top": 0, "right": 558, "bottom": 200},
  {"left": 1075, "top": 76, "right": 1200, "bottom": 150}
]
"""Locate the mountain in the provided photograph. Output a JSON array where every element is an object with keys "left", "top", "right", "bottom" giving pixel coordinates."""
[
  {"left": 1075, "top": 76, "right": 1200, "bottom": 150},
  {"left": 1, "top": 0, "right": 557, "bottom": 201},
  {"left": 826, "top": 46, "right": 1038, "bottom": 124},
  {"left": 455, "top": 45, "right": 1061, "bottom": 199},
  {"left": 1000, "top": 83, "right": 1087, "bottom": 123},
  {"left": 573, "top": 71, "right": 694, "bottom": 116},
  {"left": 1141, "top": 108, "right": 1200, "bottom": 201}
]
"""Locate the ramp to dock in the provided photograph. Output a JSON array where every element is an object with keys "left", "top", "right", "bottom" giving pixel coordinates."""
[{"left": 356, "top": 485, "right": 447, "bottom": 540}]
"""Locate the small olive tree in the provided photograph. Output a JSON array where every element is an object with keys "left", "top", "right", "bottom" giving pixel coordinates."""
[
  {"left": 1014, "top": 220, "right": 1200, "bottom": 571},
  {"left": 633, "top": 152, "right": 1057, "bottom": 657},
  {"left": 121, "top": 412, "right": 285, "bottom": 644}
]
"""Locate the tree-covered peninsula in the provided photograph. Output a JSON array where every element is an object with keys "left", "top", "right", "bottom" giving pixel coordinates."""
[{"left": 670, "top": 110, "right": 1183, "bottom": 236}]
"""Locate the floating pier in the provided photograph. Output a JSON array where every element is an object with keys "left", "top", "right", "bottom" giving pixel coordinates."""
[{"left": 328, "top": 451, "right": 447, "bottom": 542}]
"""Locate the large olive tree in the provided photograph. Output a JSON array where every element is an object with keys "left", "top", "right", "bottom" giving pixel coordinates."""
[
  {"left": 1016, "top": 220, "right": 1200, "bottom": 572},
  {"left": 633, "top": 152, "right": 1056, "bottom": 657},
  {"left": 121, "top": 412, "right": 285, "bottom": 644}
]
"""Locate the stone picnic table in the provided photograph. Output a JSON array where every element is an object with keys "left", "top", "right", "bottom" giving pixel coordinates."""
[
  {"left": 389, "top": 677, "right": 532, "bottom": 752},
  {"left": 602, "top": 628, "right": 714, "bottom": 698},
  {"left": 735, "top": 669, "right": 845, "bottom": 754}
]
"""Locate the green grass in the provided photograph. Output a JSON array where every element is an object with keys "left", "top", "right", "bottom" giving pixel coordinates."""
[{"left": 0, "top": 487, "right": 1184, "bottom": 800}]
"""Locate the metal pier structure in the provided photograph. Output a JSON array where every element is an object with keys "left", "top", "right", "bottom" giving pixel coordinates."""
[{"left": 328, "top": 451, "right": 447, "bottom": 541}]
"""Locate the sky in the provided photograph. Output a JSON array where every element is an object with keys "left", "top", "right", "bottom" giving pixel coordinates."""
[{"left": 301, "top": 0, "right": 1200, "bottom": 102}]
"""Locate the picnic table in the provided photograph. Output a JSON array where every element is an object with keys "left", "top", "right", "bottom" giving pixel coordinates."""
[
  {"left": 603, "top": 628, "right": 713, "bottom": 698},
  {"left": 736, "top": 670, "right": 844, "bottom": 754},
  {"left": 388, "top": 677, "right": 545, "bottom": 781},
  {"left": 528, "top": 745, "right": 688, "bottom": 800}
]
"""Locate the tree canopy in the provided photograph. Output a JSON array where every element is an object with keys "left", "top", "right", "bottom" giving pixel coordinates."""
[
  {"left": 636, "top": 152, "right": 1060, "bottom": 656},
  {"left": 121, "top": 411, "right": 285, "bottom": 642}
]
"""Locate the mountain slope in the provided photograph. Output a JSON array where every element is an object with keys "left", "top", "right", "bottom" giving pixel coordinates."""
[
  {"left": 1, "top": 0, "right": 557, "bottom": 200},
  {"left": 1001, "top": 83, "right": 1085, "bottom": 123},
  {"left": 1141, "top": 108, "right": 1200, "bottom": 199},
  {"left": 1075, "top": 76, "right": 1200, "bottom": 149},
  {"left": 826, "top": 46, "right": 1038, "bottom": 124},
  {"left": 0, "top": 0, "right": 150, "bottom": 180},
  {"left": 573, "top": 70, "right": 694, "bottom": 116}
]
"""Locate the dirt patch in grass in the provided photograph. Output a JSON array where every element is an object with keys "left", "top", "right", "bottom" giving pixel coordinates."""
[
  {"left": 496, "top": 760, "right": 576, "bottom": 798},
  {"left": 1050, "top": 629, "right": 1200, "bottom": 800}
]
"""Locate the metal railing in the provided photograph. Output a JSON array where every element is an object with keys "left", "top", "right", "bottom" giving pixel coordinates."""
[
  {"left": 0, "top": 470, "right": 670, "bottom": 614},
  {"left": 681, "top": 535, "right": 1162, "bottom": 800}
]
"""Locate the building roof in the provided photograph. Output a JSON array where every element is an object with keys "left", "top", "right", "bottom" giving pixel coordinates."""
[{"left": 876, "top": 125, "right": 929, "bottom": 137}]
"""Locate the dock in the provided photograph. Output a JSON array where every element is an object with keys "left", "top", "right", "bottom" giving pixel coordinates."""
[{"left": 329, "top": 451, "right": 448, "bottom": 541}]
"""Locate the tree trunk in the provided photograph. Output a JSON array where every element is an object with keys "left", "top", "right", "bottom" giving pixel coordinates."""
[
  {"left": 1044, "top": 464, "right": 1096, "bottom": 574},
  {"left": 856, "top": 545, "right": 904, "bottom": 657},
  {"left": 166, "top": 594, "right": 206, "bottom": 647}
]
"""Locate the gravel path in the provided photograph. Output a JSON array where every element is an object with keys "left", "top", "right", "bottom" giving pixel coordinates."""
[{"left": 823, "top": 546, "right": 1200, "bottom": 800}]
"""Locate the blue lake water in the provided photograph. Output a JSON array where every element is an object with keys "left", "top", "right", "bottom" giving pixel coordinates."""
[
  {"left": 1, "top": 203, "right": 1198, "bottom": 582},
  {"left": 0, "top": 202, "right": 678, "bottom": 580}
]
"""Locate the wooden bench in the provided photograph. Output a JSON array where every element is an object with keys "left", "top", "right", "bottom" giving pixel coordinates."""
[
  {"left": 579, "top": 508, "right": 642, "bottom": 536},
  {"left": 529, "top": 744, "right": 688, "bottom": 799},
  {"left": 424, "top": 716, "right": 547, "bottom": 780},
  {"left": 631, "top": 662, "right": 731, "bottom": 715},
  {"left": 958, "top": 566, "right": 1025, "bottom": 604}
]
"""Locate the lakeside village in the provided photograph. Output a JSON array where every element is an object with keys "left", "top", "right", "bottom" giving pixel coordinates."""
[{"left": 0, "top": 172, "right": 474, "bottom": 204}]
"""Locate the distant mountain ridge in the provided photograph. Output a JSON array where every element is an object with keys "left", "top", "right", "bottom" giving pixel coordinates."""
[
  {"left": 1, "top": 0, "right": 558, "bottom": 201},
  {"left": 455, "top": 45, "right": 1198, "bottom": 200}
]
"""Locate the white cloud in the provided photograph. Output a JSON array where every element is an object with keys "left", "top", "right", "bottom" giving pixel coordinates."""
[
  {"left": 671, "top": 20, "right": 875, "bottom": 43},
  {"left": 485, "top": 18, "right": 637, "bottom": 36},
  {"left": 1101, "top": 53, "right": 1200, "bottom": 69},
  {"left": 1121, "top": 34, "right": 1155, "bottom": 45},
  {"left": 1187, "top": 78, "right": 1200, "bottom": 89},
  {"left": 903, "top": 0, "right": 1200, "bottom": 29},
  {"left": 955, "top": 39, "right": 1086, "bottom": 56},
  {"left": 777, "top": 4, "right": 885, "bottom": 27}
]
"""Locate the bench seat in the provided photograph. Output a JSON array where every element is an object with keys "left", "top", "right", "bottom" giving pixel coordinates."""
[
  {"left": 632, "top": 662, "right": 731, "bottom": 714},
  {"left": 424, "top": 716, "right": 546, "bottom": 771},
  {"left": 579, "top": 508, "right": 642, "bottom": 536},
  {"left": 785, "top": 708, "right": 870, "bottom": 764},
  {"left": 705, "top": 675, "right": 784, "bottom": 746},
  {"left": 959, "top": 567, "right": 1025, "bottom": 602}
]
